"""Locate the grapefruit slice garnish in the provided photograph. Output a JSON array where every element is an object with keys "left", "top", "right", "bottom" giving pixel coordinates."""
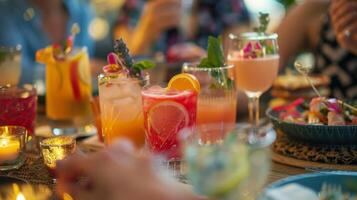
[
  {"left": 148, "top": 101, "right": 189, "bottom": 140},
  {"left": 167, "top": 73, "right": 200, "bottom": 93},
  {"left": 70, "top": 61, "right": 81, "bottom": 101}
]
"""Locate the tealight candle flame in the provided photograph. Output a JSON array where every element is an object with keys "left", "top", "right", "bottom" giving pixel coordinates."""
[{"left": 16, "top": 193, "right": 25, "bottom": 200}]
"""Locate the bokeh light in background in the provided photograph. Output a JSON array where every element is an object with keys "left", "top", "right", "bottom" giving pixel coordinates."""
[
  {"left": 89, "top": 17, "right": 110, "bottom": 41},
  {"left": 244, "top": 0, "right": 285, "bottom": 31},
  {"left": 89, "top": 0, "right": 290, "bottom": 42}
]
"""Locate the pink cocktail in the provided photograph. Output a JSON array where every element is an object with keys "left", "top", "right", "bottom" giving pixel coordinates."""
[
  {"left": 0, "top": 85, "right": 37, "bottom": 135},
  {"left": 142, "top": 87, "right": 197, "bottom": 160},
  {"left": 228, "top": 32, "right": 279, "bottom": 136}
]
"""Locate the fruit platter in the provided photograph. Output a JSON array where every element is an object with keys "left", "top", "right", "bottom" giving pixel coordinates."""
[{"left": 266, "top": 97, "right": 357, "bottom": 144}]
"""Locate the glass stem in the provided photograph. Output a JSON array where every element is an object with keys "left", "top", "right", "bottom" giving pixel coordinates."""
[{"left": 248, "top": 94, "right": 261, "bottom": 137}]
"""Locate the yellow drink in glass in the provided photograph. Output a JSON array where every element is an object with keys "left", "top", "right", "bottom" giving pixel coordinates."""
[
  {"left": 98, "top": 73, "right": 149, "bottom": 147},
  {"left": 36, "top": 47, "right": 92, "bottom": 129}
]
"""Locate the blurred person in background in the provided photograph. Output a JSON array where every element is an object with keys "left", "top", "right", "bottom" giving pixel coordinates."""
[
  {"left": 277, "top": 0, "right": 357, "bottom": 99},
  {"left": 57, "top": 140, "right": 201, "bottom": 200},
  {"left": 0, "top": 0, "right": 94, "bottom": 84},
  {"left": 114, "top": 0, "right": 250, "bottom": 57}
]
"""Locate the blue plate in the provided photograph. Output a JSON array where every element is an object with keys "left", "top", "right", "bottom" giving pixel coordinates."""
[
  {"left": 260, "top": 172, "right": 357, "bottom": 199},
  {"left": 266, "top": 108, "right": 357, "bottom": 144}
]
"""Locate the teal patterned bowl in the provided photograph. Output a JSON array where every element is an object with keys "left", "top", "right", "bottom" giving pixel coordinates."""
[{"left": 266, "top": 108, "right": 357, "bottom": 145}]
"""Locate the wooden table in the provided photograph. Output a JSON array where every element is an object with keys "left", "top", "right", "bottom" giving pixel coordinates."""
[
  {"left": 268, "top": 162, "right": 307, "bottom": 184},
  {"left": 36, "top": 113, "right": 308, "bottom": 186}
]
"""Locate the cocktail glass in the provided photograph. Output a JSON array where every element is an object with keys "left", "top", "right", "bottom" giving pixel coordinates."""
[
  {"left": 0, "top": 85, "right": 37, "bottom": 135},
  {"left": 0, "top": 46, "right": 21, "bottom": 86},
  {"left": 227, "top": 32, "right": 279, "bottom": 137},
  {"left": 98, "top": 73, "right": 149, "bottom": 147},
  {"left": 141, "top": 86, "right": 197, "bottom": 161},
  {"left": 36, "top": 47, "right": 94, "bottom": 136},
  {"left": 182, "top": 63, "right": 237, "bottom": 128},
  {"left": 181, "top": 124, "right": 276, "bottom": 200}
]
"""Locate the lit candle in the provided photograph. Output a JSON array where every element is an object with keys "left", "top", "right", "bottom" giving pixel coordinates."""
[
  {"left": 16, "top": 193, "right": 26, "bottom": 200},
  {"left": 0, "top": 138, "right": 20, "bottom": 162}
]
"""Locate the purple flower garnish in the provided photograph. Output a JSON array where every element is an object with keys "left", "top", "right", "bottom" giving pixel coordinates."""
[{"left": 327, "top": 98, "right": 342, "bottom": 113}]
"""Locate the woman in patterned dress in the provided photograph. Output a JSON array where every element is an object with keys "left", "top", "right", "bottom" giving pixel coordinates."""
[{"left": 278, "top": 0, "right": 357, "bottom": 99}]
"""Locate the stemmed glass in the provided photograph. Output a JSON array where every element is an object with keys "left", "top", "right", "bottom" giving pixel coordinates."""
[{"left": 227, "top": 32, "right": 279, "bottom": 137}]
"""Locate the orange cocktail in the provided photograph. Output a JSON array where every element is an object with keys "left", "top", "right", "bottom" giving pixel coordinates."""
[
  {"left": 98, "top": 73, "right": 148, "bottom": 147},
  {"left": 37, "top": 47, "right": 92, "bottom": 121},
  {"left": 182, "top": 63, "right": 237, "bottom": 126}
]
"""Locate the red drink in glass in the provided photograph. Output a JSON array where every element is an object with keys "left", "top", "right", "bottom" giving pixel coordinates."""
[
  {"left": 0, "top": 85, "right": 37, "bottom": 135},
  {"left": 142, "top": 87, "right": 197, "bottom": 160}
]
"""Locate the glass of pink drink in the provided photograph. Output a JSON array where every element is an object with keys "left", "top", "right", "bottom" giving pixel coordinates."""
[
  {"left": 227, "top": 32, "right": 279, "bottom": 136},
  {"left": 0, "top": 85, "right": 37, "bottom": 136},
  {"left": 142, "top": 86, "right": 197, "bottom": 160}
]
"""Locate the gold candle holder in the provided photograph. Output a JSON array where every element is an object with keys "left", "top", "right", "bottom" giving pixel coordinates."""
[
  {"left": 0, "top": 183, "right": 53, "bottom": 200},
  {"left": 0, "top": 126, "right": 27, "bottom": 171},
  {"left": 40, "top": 136, "right": 76, "bottom": 175}
]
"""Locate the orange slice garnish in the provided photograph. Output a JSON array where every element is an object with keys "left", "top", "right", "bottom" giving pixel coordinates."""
[
  {"left": 35, "top": 46, "right": 53, "bottom": 63},
  {"left": 167, "top": 73, "right": 200, "bottom": 93}
]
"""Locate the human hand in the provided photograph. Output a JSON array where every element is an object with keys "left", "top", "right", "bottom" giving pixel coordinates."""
[
  {"left": 167, "top": 43, "right": 206, "bottom": 62},
  {"left": 138, "top": 0, "right": 181, "bottom": 42},
  {"left": 56, "top": 140, "right": 199, "bottom": 200},
  {"left": 330, "top": 0, "right": 357, "bottom": 55}
]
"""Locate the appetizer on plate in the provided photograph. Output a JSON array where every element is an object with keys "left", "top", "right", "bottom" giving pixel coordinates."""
[{"left": 273, "top": 97, "right": 357, "bottom": 126}]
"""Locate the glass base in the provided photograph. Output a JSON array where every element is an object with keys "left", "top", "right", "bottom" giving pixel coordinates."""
[
  {"left": 0, "top": 156, "right": 25, "bottom": 171},
  {"left": 48, "top": 119, "right": 97, "bottom": 138}
]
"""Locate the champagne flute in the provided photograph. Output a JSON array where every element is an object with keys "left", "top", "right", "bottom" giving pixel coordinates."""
[{"left": 227, "top": 32, "right": 279, "bottom": 137}]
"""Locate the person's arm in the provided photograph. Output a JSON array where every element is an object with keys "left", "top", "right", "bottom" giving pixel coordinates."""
[
  {"left": 277, "top": 0, "right": 330, "bottom": 68},
  {"left": 57, "top": 140, "right": 202, "bottom": 200},
  {"left": 114, "top": 0, "right": 181, "bottom": 56}
]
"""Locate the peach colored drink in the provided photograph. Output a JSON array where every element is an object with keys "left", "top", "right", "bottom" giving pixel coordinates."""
[
  {"left": 197, "top": 96, "right": 236, "bottom": 125},
  {"left": 228, "top": 55, "right": 279, "bottom": 93}
]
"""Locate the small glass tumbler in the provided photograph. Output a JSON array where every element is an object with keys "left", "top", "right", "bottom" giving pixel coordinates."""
[
  {"left": 0, "top": 45, "right": 22, "bottom": 86},
  {"left": 0, "top": 126, "right": 27, "bottom": 171},
  {"left": 40, "top": 136, "right": 76, "bottom": 176}
]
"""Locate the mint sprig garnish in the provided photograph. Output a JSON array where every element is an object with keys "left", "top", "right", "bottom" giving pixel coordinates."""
[
  {"left": 198, "top": 36, "right": 224, "bottom": 68},
  {"left": 197, "top": 36, "right": 233, "bottom": 89},
  {"left": 253, "top": 12, "right": 270, "bottom": 34},
  {"left": 113, "top": 39, "right": 155, "bottom": 78}
]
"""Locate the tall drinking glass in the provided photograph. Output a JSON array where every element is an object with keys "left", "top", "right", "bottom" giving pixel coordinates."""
[
  {"left": 36, "top": 47, "right": 93, "bottom": 135},
  {"left": 227, "top": 32, "right": 279, "bottom": 137},
  {"left": 141, "top": 86, "right": 197, "bottom": 161},
  {"left": 98, "top": 74, "right": 149, "bottom": 147},
  {"left": 182, "top": 63, "right": 237, "bottom": 129},
  {"left": 0, "top": 46, "right": 21, "bottom": 86}
]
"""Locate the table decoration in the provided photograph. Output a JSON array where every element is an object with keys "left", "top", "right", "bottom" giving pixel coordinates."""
[
  {"left": 0, "top": 183, "right": 52, "bottom": 200},
  {"left": 0, "top": 126, "right": 27, "bottom": 171},
  {"left": 40, "top": 136, "right": 76, "bottom": 175},
  {"left": 271, "top": 130, "right": 357, "bottom": 169}
]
